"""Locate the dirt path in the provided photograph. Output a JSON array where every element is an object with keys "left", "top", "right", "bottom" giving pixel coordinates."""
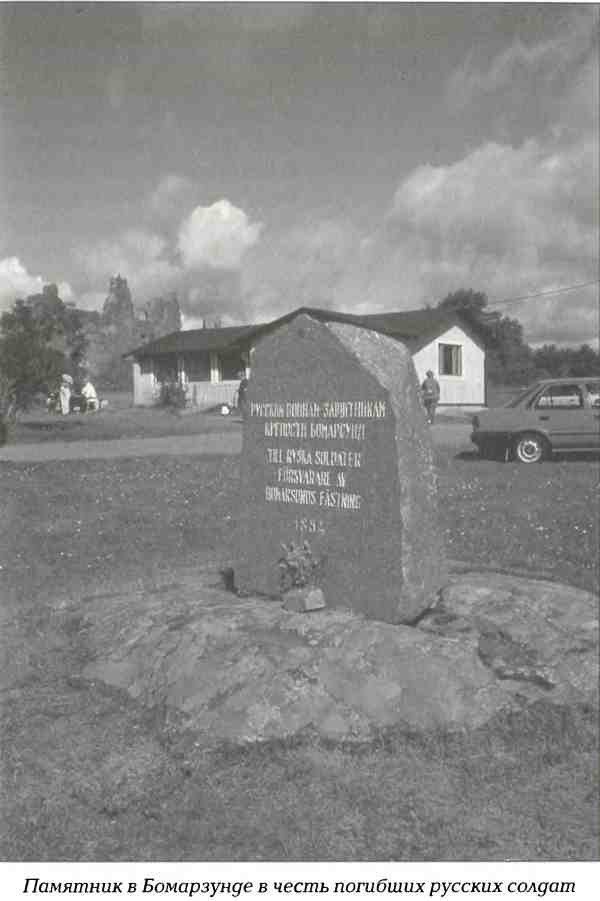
[{"left": 0, "top": 423, "right": 473, "bottom": 462}]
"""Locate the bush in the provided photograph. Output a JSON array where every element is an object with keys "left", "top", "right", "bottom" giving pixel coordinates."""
[
  {"left": 156, "top": 380, "right": 187, "bottom": 411},
  {"left": 0, "top": 415, "right": 8, "bottom": 447}
]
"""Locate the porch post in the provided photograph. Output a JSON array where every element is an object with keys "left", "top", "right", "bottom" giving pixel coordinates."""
[{"left": 209, "top": 352, "right": 220, "bottom": 383}]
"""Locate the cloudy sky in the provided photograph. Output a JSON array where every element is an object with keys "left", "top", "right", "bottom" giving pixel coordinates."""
[{"left": 0, "top": 2, "right": 598, "bottom": 344}]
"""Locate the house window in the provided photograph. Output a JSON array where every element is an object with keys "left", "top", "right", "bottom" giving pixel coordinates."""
[
  {"left": 139, "top": 357, "right": 152, "bottom": 375},
  {"left": 219, "top": 349, "right": 246, "bottom": 381},
  {"left": 183, "top": 352, "right": 210, "bottom": 381},
  {"left": 439, "top": 343, "right": 462, "bottom": 376}
]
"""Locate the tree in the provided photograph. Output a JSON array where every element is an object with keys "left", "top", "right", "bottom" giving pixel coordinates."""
[
  {"left": 0, "top": 285, "right": 86, "bottom": 421},
  {"left": 532, "top": 343, "right": 600, "bottom": 378},
  {"left": 438, "top": 288, "right": 489, "bottom": 328},
  {"left": 28, "top": 284, "right": 87, "bottom": 374},
  {"left": 486, "top": 315, "right": 535, "bottom": 385},
  {"left": 568, "top": 344, "right": 600, "bottom": 376}
]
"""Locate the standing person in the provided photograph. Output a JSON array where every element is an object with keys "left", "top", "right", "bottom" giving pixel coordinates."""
[
  {"left": 237, "top": 370, "right": 249, "bottom": 418},
  {"left": 59, "top": 375, "right": 72, "bottom": 416},
  {"left": 421, "top": 370, "right": 440, "bottom": 424}
]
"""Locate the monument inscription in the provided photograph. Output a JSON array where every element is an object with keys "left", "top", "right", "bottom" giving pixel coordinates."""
[
  {"left": 233, "top": 313, "right": 445, "bottom": 623},
  {"left": 257, "top": 399, "right": 385, "bottom": 520}
]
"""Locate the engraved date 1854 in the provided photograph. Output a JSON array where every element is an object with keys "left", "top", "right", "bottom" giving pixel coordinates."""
[{"left": 294, "top": 518, "right": 325, "bottom": 535}]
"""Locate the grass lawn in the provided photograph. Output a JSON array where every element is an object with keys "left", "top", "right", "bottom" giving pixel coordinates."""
[
  {"left": 9, "top": 408, "right": 241, "bottom": 445},
  {"left": 6, "top": 392, "right": 240, "bottom": 446},
  {"left": 0, "top": 381, "right": 547, "bottom": 448},
  {"left": 1, "top": 448, "right": 598, "bottom": 860}
]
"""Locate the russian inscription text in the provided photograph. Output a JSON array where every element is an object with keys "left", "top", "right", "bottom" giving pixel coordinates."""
[{"left": 251, "top": 399, "right": 387, "bottom": 522}]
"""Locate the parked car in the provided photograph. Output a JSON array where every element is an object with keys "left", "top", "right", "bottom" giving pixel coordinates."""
[{"left": 471, "top": 378, "right": 600, "bottom": 463}]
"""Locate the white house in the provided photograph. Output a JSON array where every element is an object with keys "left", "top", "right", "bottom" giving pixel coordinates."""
[
  {"left": 127, "top": 325, "right": 254, "bottom": 409},
  {"left": 126, "top": 306, "right": 486, "bottom": 409}
]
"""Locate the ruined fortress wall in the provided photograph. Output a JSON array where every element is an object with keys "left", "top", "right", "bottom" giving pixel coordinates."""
[{"left": 82, "top": 276, "right": 181, "bottom": 391}]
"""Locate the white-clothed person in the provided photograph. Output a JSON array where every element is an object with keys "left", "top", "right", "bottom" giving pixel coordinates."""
[
  {"left": 81, "top": 380, "right": 98, "bottom": 412},
  {"left": 59, "top": 376, "right": 72, "bottom": 415}
]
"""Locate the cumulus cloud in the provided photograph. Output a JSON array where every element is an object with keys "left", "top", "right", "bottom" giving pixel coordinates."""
[
  {"left": 68, "top": 13, "right": 597, "bottom": 355},
  {"left": 390, "top": 138, "right": 596, "bottom": 268},
  {"left": 181, "top": 37, "right": 595, "bottom": 345},
  {"left": 177, "top": 200, "right": 262, "bottom": 271},
  {"left": 149, "top": 173, "right": 195, "bottom": 221},
  {"left": 527, "top": 287, "right": 599, "bottom": 347},
  {"left": 235, "top": 126, "right": 597, "bottom": 346},
  {"left": 0, "top": 257, "right": 74, "bottom": 312},
  {"left": 381, "top": 129, "right": 598, "bottom": 343},
  {"left": 73, "top": 228, "right": 181, "bottom": 302},
  {"left": 239, "top": 219, "right": 367, "bottom": 323},
  {"left": 114, "top": 132, "right": 595, "bottom": 344},
  {"left": 0, "top": 257, "right": 45, "bottom": 308},
  {"left": 367, "top": 19, "right": 599, "bottom": 346},
  {"left": 76, "top": 290, "right": 109, "bottom": 312},
  {"left": 70, "top": 194, "right": 263, "bottom": 323},
  {"left": 447, "top": 8, "right": 596, "bottom": 111}
]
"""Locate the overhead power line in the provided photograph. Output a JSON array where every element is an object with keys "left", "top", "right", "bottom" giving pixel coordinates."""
[{"left": 489, "top": 279, "right": 600, "bottom": 308}]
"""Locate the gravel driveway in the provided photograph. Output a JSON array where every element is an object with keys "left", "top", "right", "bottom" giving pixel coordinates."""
[{"left": 0, "top": 422, "right": 473, "bottom": 462}]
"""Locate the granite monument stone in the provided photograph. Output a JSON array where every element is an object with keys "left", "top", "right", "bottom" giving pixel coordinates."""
[{"left": 233, "top": 312, "right": 445, "bottom": 623}]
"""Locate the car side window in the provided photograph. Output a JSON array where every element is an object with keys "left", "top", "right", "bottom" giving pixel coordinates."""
[
  {"left": 585, "top": 382, "right": 600, "bottom": 407},
  {"left": 535, "top": 384, "right": 584, "bottom": 409}
]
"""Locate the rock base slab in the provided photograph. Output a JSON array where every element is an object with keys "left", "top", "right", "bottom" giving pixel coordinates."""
[{"left": 81, "top": 570, "right": 598, "bottom": 747}]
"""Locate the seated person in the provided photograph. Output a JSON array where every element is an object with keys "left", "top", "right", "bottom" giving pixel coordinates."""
[
  {"left": 81, "top": 380, "right": 98, "bottom": 412},
  {"left": 586, "top": 384, "right": 600, "bottom": 407}
]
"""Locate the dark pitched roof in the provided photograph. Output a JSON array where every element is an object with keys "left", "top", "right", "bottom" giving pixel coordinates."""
[
  {"left": 268, "top": 306, "right": 465, "bottom": 339},
  {"left": 245, "top": 306, "right": 485, "bottom": 349},
  {"left": 125, "top": 306, "right": 485, "bottom": 359},
  {"left": 125, "top": 324, "right": 258, "bottom": 358}
]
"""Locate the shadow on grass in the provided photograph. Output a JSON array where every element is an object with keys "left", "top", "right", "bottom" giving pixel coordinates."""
[
  {"left": 455, "top": 450, "right": 485, "bottom": 461},
  {"left": 151, "top": 698, "right": 600, "bottom": 861},
  {"left": 21, "top": 418, "right": 87, "bottom": 432},
  {"left": 454, "top": 449, "right": 600, "bottom": 464}
]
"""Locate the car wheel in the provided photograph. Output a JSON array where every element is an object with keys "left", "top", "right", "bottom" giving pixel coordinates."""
[{"left": 513, "top": 432, "right": 548, "bottom": 464}]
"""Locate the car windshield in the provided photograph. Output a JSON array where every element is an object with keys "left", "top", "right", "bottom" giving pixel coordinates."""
[{"left": 505, "top": 384, "right": 541, "bottom": 407}]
